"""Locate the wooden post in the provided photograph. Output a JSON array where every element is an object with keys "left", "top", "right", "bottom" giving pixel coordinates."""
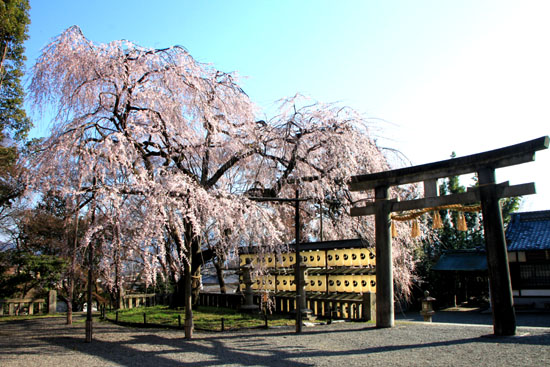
[
  {"left": 478, "top": 168, "right": 516, "bottom": 336},
  {"left": 85, "top": 198, "right": 96, "bottom": 343},
  {"left": 184, "top": 259, "right": 194, "bottom": 339},
  {"left": 295, "top": 189, "right": 303, "bottom": 333},
  {"left": 375, "top": 185, "right": 393, "bottom": 328},
  {"left": 118, "top": 288, "right": 125, "bottom": 310}
]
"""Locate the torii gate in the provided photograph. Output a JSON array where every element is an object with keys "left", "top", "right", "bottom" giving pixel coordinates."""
[{"left": 349, "top": 136, "right": 549, "bottom": 336}]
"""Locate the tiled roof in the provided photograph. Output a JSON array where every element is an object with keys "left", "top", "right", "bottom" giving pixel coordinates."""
[
  {"left": 506, "top": 210, "right": 550, "bottom": 251},
  {"left": 432, "top": 250, "right": 487, "bottom": 272}
]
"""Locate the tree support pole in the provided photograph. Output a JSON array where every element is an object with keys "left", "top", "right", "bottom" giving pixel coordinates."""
[
  {"left": 85, "top": 242, "right": 93, "bottom": 342},
  {"left": 184, "top": 254, "right": 194, "bottom": 339},
  {"left": 375, "top": 185, "right": 393, "bottom": 328},
  {"left": 85, "top": 223, "right": 94, "bottom": 341},
  {"left": 85, "top": 194, "right": 97, "bottom": 343},
  {"left": 295, "top": 189, "right": 303, "bottom": 333},
  {"left": 478, "top": 168, "right": 516, "bottom": 336},
  {"left": 248, "top": 191, "right": 307, "bottom": 333}
]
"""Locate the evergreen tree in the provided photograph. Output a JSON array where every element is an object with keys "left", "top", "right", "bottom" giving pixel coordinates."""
[
  {"left": 0, "top": 0, "right": 31, "bottom": 253},
  {"left": 431, "top": 152, "right": 521, "bottom": 256},
  {"left": 436, "top": 173, "right": 484, "bottom": 253},
  {"left": 0, "top": 0, "right": 31, "bottom": 210},
  {"left": 0, "top": 0, "right": 32, "bottom": 141},
  {"left": 0, "top": 249, "right": 66, "bottom": 299},
  {"left": 15, "top": 192, "right": 90, "bottom": 321}
]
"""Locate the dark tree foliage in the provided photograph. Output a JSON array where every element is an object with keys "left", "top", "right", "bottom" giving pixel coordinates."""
[
  {"left": 0, "top": 0, "right": 32, "bottom": 141},
  {"left": 28, "top": 193, "right": 89, "bottom": 309},
  {"left": 435, "top": 174, "right": 485, "bottom": 252},
  {"left": 17, "top": 193, "right": 67, "bottom": 255},
  {"left": 0, "top": 0, "right": 31, "bottom": 214},
  {"left": 0, "top": 249, "right": 66, "bottom": 298}
]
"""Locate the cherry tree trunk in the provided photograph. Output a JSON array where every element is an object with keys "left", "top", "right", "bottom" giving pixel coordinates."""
[
  {"left": 171, "top": 278, "right": 185, "bottom": 308},
  {"left": 170, "top": 264, "right": 201, "bottom": 308},
  {"left": 66, "top": 298, "right": 73, "bottom": 325},
  {"left": 192, "top": 266, "right": 202, "bottom": 304},
  {"left": 214, "top": 257, "right": 227, "bottom": 294}
]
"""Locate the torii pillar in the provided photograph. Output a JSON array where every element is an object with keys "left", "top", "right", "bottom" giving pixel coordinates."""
[
  {"left": 478, "top": 167, "right": 515, "bottom": 335},
  {"left": 350, "top": 136, "right": 549, "bottom": 336},
  {"left": 374, "top": 185, "right": 394, "bottom": 327}
]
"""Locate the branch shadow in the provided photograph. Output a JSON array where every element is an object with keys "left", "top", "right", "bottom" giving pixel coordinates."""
[
  {"left": 41, "top": 324, "right": 550, "bottom": 367},
  {"left": 45, "top": 332, "right": 315, "bottom": 367},
  {"left": 3, "top": 316, "right": 549, "bottom": 367}
]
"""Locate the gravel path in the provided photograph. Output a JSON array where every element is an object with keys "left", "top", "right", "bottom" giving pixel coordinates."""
[{"left": 1, "top": 314, "right": 549, "bottom": 366}]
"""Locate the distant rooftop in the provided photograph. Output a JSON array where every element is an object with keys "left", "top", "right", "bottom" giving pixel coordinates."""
[
  {"left": 506, "top": 210, "right": 550, "bottom": 251},
  {"left": 432, "top": 250, "right": 487, "bottom": 272}
]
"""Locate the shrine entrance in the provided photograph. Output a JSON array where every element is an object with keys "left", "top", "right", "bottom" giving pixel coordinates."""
[{"left": 349, "top": 136, "right": 549, "bottom": 336}]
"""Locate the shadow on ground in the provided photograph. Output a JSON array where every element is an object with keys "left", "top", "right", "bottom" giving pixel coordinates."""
[{"left": 2, "top": 313, "right": 549, "bottom": 367}]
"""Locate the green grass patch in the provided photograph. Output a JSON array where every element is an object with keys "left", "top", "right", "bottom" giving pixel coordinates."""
[
  {"left": 105, "top": 305, "right": 297, "bottom": 331},
  {"left": 0, "top": 314, "right": 64, "bottom": 322}
]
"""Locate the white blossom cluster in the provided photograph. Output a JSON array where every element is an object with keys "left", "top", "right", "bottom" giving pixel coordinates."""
[{"left": 26, "top": 26, "right": 419, "bottom": 302}]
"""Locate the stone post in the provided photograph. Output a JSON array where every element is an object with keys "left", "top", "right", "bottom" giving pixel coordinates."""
[
  {"left": 48, "top": 290, "right": 57, "bottom": 314},
  {"left": 362, "top": 292, "right": 376, "bottom": 322}
]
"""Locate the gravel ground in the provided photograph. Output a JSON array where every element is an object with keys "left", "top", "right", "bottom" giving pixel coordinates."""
[{"left": 1, "top": 313, "right": 549, "bottom": 367}]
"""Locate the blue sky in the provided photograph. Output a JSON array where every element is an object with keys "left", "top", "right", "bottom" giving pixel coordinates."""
[{"left": 24, "top": 0, "right": 550, "bottom": 210}]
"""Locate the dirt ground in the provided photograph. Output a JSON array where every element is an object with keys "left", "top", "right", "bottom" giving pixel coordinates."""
[{"left": 1, "top": 311, "right": 549, "bottom": 366}]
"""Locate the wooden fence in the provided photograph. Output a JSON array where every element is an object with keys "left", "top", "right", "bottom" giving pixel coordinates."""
[
  {"left": 198, "top": 292, "right": 244, "bottom": 309},
  {"left": 197, "top": 291, "right": 375, "bottom": 321},
  {"left": 121, "top": 293, "right": 159, "bottom": 309},
  {"left": 0, "top": 298, "right": 46, "bottom": 316}
]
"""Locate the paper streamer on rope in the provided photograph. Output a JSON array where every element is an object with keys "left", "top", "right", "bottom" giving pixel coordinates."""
[
  {"left": 411, "top": 220, "right": 420, "bottom": 238},
  {"left": 456, "top": 211, "right": 468, "bottom": 231},
  {"left": 432, "top": 211, "right": 443, "bottom": 229},
  {"left": 388, "top": 204, "right": 480, "bottom": 237}
]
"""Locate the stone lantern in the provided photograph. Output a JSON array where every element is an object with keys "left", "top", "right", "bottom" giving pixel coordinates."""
[
  {"left": 420, "top": 290, "right": 436, "bottom": 322},
  {"left": 240, "top": 258, "right": 259, "bottom": 313}
]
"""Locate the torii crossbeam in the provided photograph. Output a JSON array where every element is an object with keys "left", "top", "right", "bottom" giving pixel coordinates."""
[{"left": 349, "top": 136, "right": 549, "bottom": 336}]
